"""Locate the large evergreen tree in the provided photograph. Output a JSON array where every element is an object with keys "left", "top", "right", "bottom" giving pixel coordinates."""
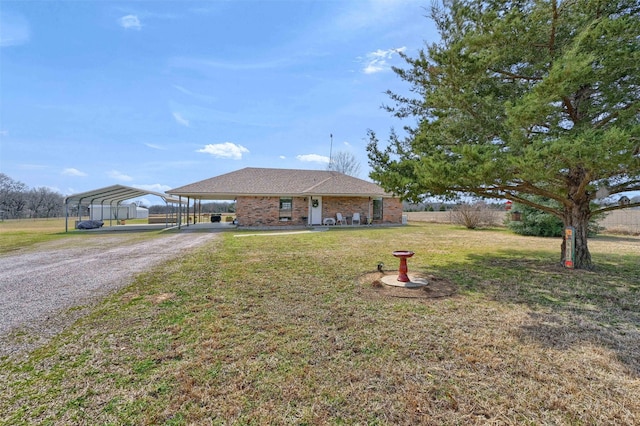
[{"left": 368, "top": 0, "right": 640, "bottom": 269}]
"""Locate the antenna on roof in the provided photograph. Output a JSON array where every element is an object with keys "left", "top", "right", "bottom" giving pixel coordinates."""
[{"left": 329, "top": 133, "right": 333, "bottom": 169}]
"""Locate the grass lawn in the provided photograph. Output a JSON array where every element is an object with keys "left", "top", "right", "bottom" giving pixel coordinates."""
[
  {"left": 0, "top": 218, "right": 165, "bottom": 254},
  {"left": 1, "top": 223, "right": 638, "bottom": 424},
  {"left": 0, "top": 218, "right": 74, "bottom": 253}
]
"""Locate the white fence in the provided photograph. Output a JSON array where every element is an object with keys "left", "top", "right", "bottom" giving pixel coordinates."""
[
  {"left": 598, "top": 210, "right": 640, "bottom": 234},
  {"left": 406, "top": 210, "right": 640, "bottom": 235}
]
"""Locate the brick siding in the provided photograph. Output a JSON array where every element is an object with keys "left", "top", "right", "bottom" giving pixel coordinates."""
[
  {"left": 321, "top": 197, "right": 369, "bottom": 224},
  {"left": 236, "top": 196, "right": 307, "bottom": 226},
  {"left": 236, "top": 195, "right": 403, "bottom": 227},
  {"left": 382, "top": 197, "right": 403, "bottom": 224}
]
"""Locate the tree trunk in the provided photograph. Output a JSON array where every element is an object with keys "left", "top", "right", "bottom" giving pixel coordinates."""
[{"left": 561, "top": 201, "right": 593, "bottom": 270}]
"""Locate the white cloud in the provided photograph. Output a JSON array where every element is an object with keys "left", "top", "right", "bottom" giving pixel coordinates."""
[
  {"left": 107, "top": 170, "right": 133, "bottom": 181},
  {"left": 196, "top": 142, "right": 249, "bottom": 160},
  {"left": 62, "top": 168, "right": 88, "bottom": 177},
  {"left": 169, "top": 56, "right": 291, "bottom": 72},
  {"left": 362, "top": 47, "right": 406, "bottom": 74},
  {"left": 279, "top": 155, "right": 286, "bottom": 160},
  {"left": 173, "top": 85, "right": 194, "bottom": 96},
  {"left": 0, "top": 130, "right": 8, "bottom": 136},
  {"left": 144, "top": 142, "right": 166, "bottom": 150},
  {"left": 134, "top": 183, "right": 172, "bottom": 192},
  {"left": 132, "top": 197, "right": 152, "bottom": 207},
  {"left": 334, "top": 0, "right": 411, "bottom": 31},
  {"left": 172, "top": 112, "right": 190, "bottom": 127},
  {"left": 119, "top": 15, "right": 141, "bottom": 30},
  {"left": 0, "top": 12, "right": 30, "bottom": 47},
  {"left": 296, "top": 154, "right": 330, "bottom": 164},
  {"left": 173, "top": 84, "right": 217, "bottom": 103},
  {"left": 19, "top": 164, "right": 47, "bottom": 170}
]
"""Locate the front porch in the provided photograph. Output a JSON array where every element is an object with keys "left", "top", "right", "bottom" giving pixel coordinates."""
[{"left": 234, "top": 195, "right": 401, "bottom": 227}]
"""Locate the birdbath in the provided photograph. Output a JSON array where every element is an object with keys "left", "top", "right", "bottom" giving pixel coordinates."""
[{"left": 392, "top": 250, "right": 414, "bottom": 282}]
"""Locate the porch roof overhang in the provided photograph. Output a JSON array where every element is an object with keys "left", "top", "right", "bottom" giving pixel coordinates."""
[{"left": 165, "top": 191, "right": 383, "bottom": 200}]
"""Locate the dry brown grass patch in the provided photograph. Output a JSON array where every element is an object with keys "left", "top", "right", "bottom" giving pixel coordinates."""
[
  {"left": 358, "top": 271, "right": 458, "bottom": 299},
  {"left": 145, "top": 292, "right": 176, "bottom": 304}
]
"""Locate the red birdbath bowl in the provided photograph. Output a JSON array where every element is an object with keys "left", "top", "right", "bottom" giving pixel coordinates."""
[{"left": 392, "top": 251, "right": 415, "bottom": 282}]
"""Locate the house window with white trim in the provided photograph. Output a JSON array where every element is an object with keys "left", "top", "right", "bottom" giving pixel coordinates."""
[{"left": 279, "top": 197, "right": 292, "bottom": 221}]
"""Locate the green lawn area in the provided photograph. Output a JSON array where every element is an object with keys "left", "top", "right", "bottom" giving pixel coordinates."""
[
  {"left": 0, "top": 218, "right": 164, "bottom": 254},
  {"left": 0, "top": 218, "right": 73, "bottom": 253},
  {"left": 1, "top": 223, "right": 638, "bottom": 424}
]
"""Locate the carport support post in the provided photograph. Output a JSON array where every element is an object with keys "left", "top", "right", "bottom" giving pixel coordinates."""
[
  {"left": 65, "top": 202, "right": 69, "bottom": 232},
  {"left": 178, "top": 196, "right": 182, "bottom": 229}
]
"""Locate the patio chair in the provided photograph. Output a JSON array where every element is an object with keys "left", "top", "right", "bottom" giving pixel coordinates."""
[
  {"left": 336, "top": 213, "right": 347, "bottom": 225},
  {"left": 352, "top": 212, "right": 361, "bottom": 225}
]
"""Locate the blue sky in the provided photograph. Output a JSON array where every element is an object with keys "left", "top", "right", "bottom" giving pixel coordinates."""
[{"left": 1, "top": 0, "right": 437, "bottom": 203}]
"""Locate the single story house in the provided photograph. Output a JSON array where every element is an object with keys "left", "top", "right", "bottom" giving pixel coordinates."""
[{"left": 167, "top": 167, "right": 403, "bottom": 227}]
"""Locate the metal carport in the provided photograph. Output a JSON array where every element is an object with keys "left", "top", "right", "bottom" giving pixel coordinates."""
[{"left": 63, "top": 184, "right": 185, "bottom": 232}]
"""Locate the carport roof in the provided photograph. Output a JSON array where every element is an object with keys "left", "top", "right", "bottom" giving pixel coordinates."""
[{"left": 64, "top": 184, "right": 183, "bottom": 206}]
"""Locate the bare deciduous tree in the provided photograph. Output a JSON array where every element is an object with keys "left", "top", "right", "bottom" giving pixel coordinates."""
[
  {"left": 27, "top": 187, "right": 64, "bottom": 218},
  {"left": 0, "top": 173, "right": 28, "bottom": 219},
  {"left": 327, "top": 151, "right": 361, "bottom": 177},
  {"left": 1, "top": 174, "right": 63, "bottom": 218}
]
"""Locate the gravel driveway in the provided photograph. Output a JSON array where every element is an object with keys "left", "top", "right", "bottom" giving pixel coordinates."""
[{"left": 0, "top": 231, "right": 219, "bottom": 358}]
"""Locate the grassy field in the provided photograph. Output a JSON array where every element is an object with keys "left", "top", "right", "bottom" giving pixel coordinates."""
[
  {"left": 0, "top": 218, "right": 74, "bottom": 253},
  {"left": 1, "top": 223, "right": 638, "bottom": 424},
  {"left": 0, "top": 217, "right": 162, "bottom": 254}
]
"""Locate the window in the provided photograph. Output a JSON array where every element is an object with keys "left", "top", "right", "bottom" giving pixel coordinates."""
[
  {"left": 373, "top": 198, "right": 383, "bottom": 220},
  {"left": 279, "top": 197, "right": 292, "bottom": 221}
]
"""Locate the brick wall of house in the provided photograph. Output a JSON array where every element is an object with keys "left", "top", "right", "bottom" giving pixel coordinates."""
[
  {"left": 322, "top": 197, "right": 370, "bottom": 223},
  {"left": 321, "top": 197, "right": 403, "bottom": 224},
  {"left": 236, "top": 195, "right": 403, "bottom": 227},
  {"left": 236, "top": 196, "right": 309, "bottom": 226},
  {"left": 382, "top": 197, "right": 403, "bottom": 223}
]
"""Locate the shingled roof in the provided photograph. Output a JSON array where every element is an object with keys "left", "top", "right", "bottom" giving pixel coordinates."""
[{"left": 167, "top": 167, "right": 392, "bottom": 199}]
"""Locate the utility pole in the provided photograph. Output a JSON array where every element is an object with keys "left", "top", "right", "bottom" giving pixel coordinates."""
[{"left": 329, "top": 133, "right": 333, "bottom": 169}]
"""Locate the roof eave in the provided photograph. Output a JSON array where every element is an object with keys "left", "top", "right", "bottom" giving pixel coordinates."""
[{"left": 167, "top": 191, "right": 394, "bottom": 199}]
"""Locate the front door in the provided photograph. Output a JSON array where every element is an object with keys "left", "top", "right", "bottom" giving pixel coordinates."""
[{"left": 310, "top": 197, "right": 322, "bottom": 225}]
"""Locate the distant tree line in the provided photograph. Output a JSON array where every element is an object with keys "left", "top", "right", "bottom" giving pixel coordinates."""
[
  {"left": 0, "top": 174, "right": 64, "bottom": 219},
  {"left": 404, "top": 202, "right": 449, "bottom": 212},
  {"left": 147, "top": 201, "right": 235, "bottom": 215},
  {"left": 403, "top": 201, "right": 505, "bottom": 212}
]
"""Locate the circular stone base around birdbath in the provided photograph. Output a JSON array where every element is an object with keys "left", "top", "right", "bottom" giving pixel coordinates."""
[
  {"left": 381, "top": 274, "right": 429, "bottom": 288},
  {"left": 357, "top": 272, "right": 457, "bottom": 299}
]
